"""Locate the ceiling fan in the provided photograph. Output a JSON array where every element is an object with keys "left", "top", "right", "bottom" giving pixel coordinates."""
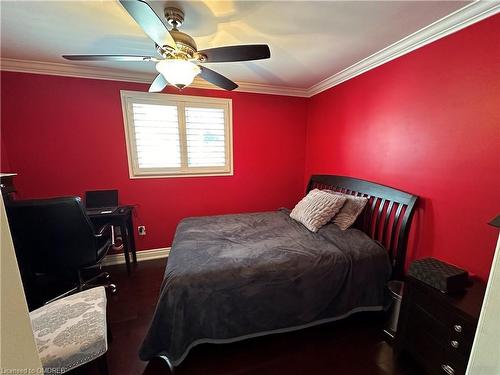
[{"left": 62, "top": 0, "right": 271, "bottom": 92}]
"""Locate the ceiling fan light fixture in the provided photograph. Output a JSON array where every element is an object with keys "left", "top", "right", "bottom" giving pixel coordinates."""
[
  {"left": 155, "top": 59, "right": 201, "bottom": 89},
  {"left": 64, "top": 3, "right": 269, "bottom": 92}
]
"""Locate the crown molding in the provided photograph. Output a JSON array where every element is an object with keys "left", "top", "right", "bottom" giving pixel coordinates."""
[
  {"left": 307, "top": 1, "right": 500, "bottom": 97},
  {"left": 1, "top": 1, "right": 497, "bottom": 98},
  {"left": 0, "top": 58, "right": 309, "bottom": 97},
  {"left": 192, "top": 76, "right": 309, "bottom": 97},
  {"left": 0, "top": 58, "right": 152, "bottom": 83}
]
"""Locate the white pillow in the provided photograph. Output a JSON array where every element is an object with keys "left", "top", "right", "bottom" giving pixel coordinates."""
[
  {"left": 326, "top": 191, "right": 369, "bottom": 230},
  {"left": 290, "top": 189, "right": 347, "bottom": 232}
]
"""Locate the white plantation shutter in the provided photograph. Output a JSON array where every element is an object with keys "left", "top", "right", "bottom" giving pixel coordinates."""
[
  {"left": 131, "top": 103, "right": 181, "bottom": 168},
  {"left": 185, "top": 107, "right": 226, "bottom": 167},
  {"left": 122, "top": 91, "right": 232, "bottom": 177}
]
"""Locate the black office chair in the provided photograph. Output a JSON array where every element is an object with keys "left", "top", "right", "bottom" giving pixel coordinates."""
[{"left": 6, "top": 196, "right": 117, "bottom": 309}]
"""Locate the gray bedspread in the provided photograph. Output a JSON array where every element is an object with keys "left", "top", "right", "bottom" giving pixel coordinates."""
[{"left": 139, "top": 210, "right": 391, "bottom": 366}]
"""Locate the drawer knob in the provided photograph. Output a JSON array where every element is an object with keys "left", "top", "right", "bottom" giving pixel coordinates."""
[
  {"left": 450, "top": 340, "right": 459, "bottom": 349},
  {"left": 442, "top": 364, "right": 455, "bottom": 375},
  {"left": 454, "top": 324, "right": 462, "bottom": 332}
]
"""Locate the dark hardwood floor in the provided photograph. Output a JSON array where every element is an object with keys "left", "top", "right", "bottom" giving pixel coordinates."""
[{"left": 89, "top": 259, "right": 422, "bottom": 375}]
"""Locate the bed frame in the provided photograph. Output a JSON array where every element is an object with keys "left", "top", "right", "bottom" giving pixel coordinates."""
[{"left": 307, "top": 175, "right": 418, "bottom": 280}]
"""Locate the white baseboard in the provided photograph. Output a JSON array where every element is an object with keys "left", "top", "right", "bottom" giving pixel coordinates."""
[{"left": 102, "top": 247, "right": 170, "bottom": 266}]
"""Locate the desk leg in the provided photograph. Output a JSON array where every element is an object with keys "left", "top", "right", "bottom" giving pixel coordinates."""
[
  {"left": 126, "top": 214, "right": 137, "bottom": 264},
  {"left": 120, "top": 223, "right": 131, "bottom": 275}
]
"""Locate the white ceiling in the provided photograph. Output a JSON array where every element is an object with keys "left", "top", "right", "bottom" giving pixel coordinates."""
[{"left": 1, "top": 1, "right": 470, "bottom": 89}]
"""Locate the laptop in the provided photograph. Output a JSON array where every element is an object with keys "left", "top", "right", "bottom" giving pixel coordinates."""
[{"left": 85, "top": 190, "right": 119, "bottom": 214}]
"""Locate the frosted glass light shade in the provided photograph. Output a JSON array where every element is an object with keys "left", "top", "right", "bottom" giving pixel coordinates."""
[{"left": 156, "top": 60, "right": 201, "bottom": 89}]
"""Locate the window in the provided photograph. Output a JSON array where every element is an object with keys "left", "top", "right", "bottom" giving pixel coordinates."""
[{"left": 121, "top": 91, "right": 233, "bottom": 178}]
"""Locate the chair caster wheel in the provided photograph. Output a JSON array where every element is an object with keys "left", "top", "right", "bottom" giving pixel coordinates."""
[{"left": 103, "top": 272, "right": 110, "bottom": 280}]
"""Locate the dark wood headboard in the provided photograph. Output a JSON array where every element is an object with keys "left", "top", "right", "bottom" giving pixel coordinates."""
[{"left": 307, "top": 175, "right": 418, "bottom": 280}]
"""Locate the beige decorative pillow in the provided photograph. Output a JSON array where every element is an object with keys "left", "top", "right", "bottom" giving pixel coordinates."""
[
  {"left": 290, "top": 189, "right": 347, "bottom": 232},
  {"left": 327, "top": 191, "right": 368, "bottom": 230}
]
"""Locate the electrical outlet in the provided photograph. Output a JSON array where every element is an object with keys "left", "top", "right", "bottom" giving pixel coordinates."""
[{"left": 138, "top": 226, "right": 146, "bottom": 236}]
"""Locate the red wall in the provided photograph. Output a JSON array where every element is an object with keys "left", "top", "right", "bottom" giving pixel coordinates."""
[
  {"left": 305, "top": 15, "right": 500, "bottom": 280},
  {"left": 1, "top": 15, "right": 498, "bottom": 280},
  {"left": 1, "top": 136, "right": 11, "bottom": 171},
  {"left": 0, "top": 72, "right": 307, "bottom": 250}
]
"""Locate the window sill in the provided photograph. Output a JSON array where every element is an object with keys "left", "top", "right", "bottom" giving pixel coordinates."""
[{"left": 128, "top": 171, "right": 234, "bottom": 179}]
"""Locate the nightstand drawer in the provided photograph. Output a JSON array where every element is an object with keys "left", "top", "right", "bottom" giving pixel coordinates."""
[
  {"left": 404, "top": 305, "right": 469, "bottom": 375},
  {"left": 446, "top": 333, "right": 473, "bottom": 359},
  {"left": 447, "top": 317, "right": 475, "bottom": 343},
  {"left": 408, "top": 303, "right": 448, "bottom": 345},
  {"left": 411, "top": 280, "right": 449, "bottom": 323},
  {"left": 439, "top": 351, "right": 468, "bottom": 375},
  {"left": 395, "top": 276, "right": 485, "bottom": 375},
  {"left": 406, "top": 320, "right": 445, "bottom": 374}
]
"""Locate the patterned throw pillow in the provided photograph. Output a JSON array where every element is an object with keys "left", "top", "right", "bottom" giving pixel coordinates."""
[
  {"left": 327, "top": 191, "right": 369, "bottom": 230},
  {"left": 290, "top": 189, "right": 347, "bottom": 232}
]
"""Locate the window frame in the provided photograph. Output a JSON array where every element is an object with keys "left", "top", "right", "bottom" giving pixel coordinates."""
[{"left": 120, "top": 90, "right": 233, "bottom": 179}]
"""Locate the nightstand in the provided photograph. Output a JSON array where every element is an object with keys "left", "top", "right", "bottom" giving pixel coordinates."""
[{"left": 394, "top": 276, "right": 486, "bottom": 375}]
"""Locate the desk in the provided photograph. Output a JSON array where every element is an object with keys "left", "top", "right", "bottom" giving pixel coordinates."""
[{"left": 87, "top": 205, "right": 137, "bottom": 274}]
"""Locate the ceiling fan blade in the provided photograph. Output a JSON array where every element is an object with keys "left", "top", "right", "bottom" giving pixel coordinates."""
[
  {"left": 199, "top": 66, "right": 238, "bottom": 91},
  {"left": 119, "top": 0, "right": 176, "bottom": 49},
  {"left": 198, "top": 45, "right": 270, "bottom": 63},
  {"left": 62, "top": 55, "right": 154, "bottom": 62},
  {"left": 149, "top": 74, "right": 168, "bottom": 92}
]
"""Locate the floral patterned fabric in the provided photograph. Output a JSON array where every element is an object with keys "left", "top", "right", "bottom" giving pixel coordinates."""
[{"left": 30, "top": 287, "right": 107, "bottom": 373}]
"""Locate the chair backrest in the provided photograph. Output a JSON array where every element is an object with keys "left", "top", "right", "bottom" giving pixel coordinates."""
[{"left": 6, "top": 197, "right": 98, "bottom": 274}]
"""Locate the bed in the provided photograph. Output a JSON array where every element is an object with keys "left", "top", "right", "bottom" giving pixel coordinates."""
[{"left": 139, "top": 175, "right": 418, "bottom": 367}]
